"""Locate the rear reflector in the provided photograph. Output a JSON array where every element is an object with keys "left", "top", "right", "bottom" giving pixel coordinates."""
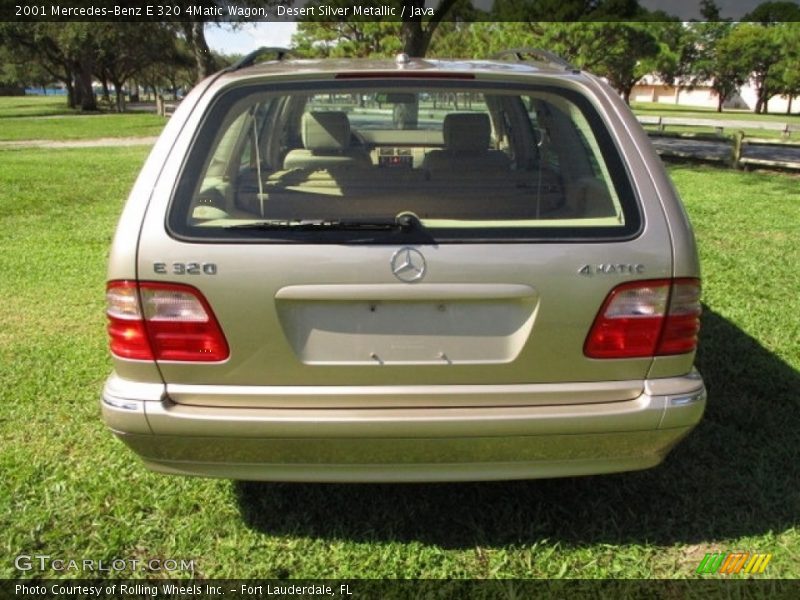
[
  {"left": 584, "top": 278, "right": 701, "bottom": 359},
  {"left": 657, "top": 279, "right": 702, "bottom": 355},
  {"left": 106, "top": 281, "right": 229, "bottom": 362}
]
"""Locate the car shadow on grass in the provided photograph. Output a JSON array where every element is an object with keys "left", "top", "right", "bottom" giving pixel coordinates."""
[{"left": 233, "top": 307, "right": 799, "bottom": 549}]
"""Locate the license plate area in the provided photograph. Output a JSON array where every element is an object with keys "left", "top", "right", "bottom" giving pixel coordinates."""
[{"left": 276, "top": 287, "right": 538, "bottom": 366}]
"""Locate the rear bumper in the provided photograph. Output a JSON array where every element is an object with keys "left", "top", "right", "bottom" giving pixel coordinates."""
[{"left": 101, "top": 372, "right": 705, "bottom": 482}]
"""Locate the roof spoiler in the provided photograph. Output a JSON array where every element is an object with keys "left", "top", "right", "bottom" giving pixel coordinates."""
[
  {"left": 491, "top": 48, "right": 577, "bottom": 71},
  {"left": 226, "top": 47, "right": 294, "bottom": 72}
]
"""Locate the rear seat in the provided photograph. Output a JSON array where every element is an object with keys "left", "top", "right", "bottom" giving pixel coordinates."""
[
  {"left": 233, "top": 111, "right": 590, "bottom": 220},
  {"left": 421, "top": 113, "right": 510, "bottom": 174},
  {"left": 283, "top": 111, "right": 371, "bottom": 170}
]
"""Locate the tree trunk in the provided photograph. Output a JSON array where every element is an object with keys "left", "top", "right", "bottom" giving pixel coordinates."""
[
  {"left": 63, "top": 78, "right": 75, "bottom": 108},
  {"left": 398, "top": 16, "right": 428, "bottom": 130},
  {"left": 101, "top": 78, "right": 111, "bottom": 104},
  {"left": 622, "top": 85, "right": 633, "bottom": 105},
  {"left": 77, "top": 58, "right": 97, "bottom": 111},
  {"left": 401, "top": 20, "right": 429, "bottom": 57},
  {"left": 73, "top": 74, "right": 82, "bottom": 107},
  {"left": 400, "top": 0, "right": 456, "bottom": 56},
  {"left": 713, "top": 82, "right": 725, "bottom": 112},
  {"left": 189, "top": 21, "right": 214, "bottom": 83},
  {"left": 787, "top": 96, "right": 793, "bottom": 115},
  {"left": 393, "top": 101, "right": 419, "bottom": 129},
  {"left": 111, "top": 78, "right": 126, "bottom": 112}
]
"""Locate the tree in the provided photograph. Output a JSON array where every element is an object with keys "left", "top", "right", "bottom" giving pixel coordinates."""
[
  {"left": 0, "top": 50, "right": 23, "bottom": 95},
  {"left": 294, "top": 20, "right": 403, "bottom": 58},
  {"left": 0, "top": 23, "right": 98, "bottom": 110},
  {"left": 94, "top": 23, "right": 178, "bottom": 111},
  {"left": 399, "top": 0, "right": 461, "bottom": 57},
  {"left": 718, "top": 24, "right": 782, "bottom": 113},
  {"left": 744, "top": 1, "right": 800, "bottom": 23},
  {"left": 770, "top": 23, "right": 800, "bottom": 114},
  {"left": 504, "top": 22, "right": 659, "bottom": 104},
  {"left": 170, "top": 1, "right": 287, "bottom": 82},
  {"left": 137, "top": 38, "right": 196, "bottom": 101},
  {"left": 646, "top": 21, "right": 698, "bottom": 90},
  {"left": 741, "top": 2, "right": 800, "bottom": 114},
  {"left": 699, "top": 0, "right": 722, "bottom": 20},
  {"left": 294, "top": 0, "right": 465, "bottom": 59},
  {"left": 427, "top": 21, "right": 503, "bottom": 58},
  {"left": 478, "top": 3, "right": 661, "bottom": 104},
  {"left": 580, "top": 23, "right": 660, "bottom": 104},
  {"left": 178, "top": 20, "right": 215, "bottom": 83},
  {"left": 0, "top": 39, "right": 51, "bottom": 95},
  {"left": 685, "top": 20, "right": 742, "bottom": 112}
]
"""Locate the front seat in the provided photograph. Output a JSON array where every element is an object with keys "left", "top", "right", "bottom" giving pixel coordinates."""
[
  {"left": 422, "top": 113, "right": 510, "bottom": 174},
  {"left": 283, "top": 111, "right": 371, "bottom": 170}
]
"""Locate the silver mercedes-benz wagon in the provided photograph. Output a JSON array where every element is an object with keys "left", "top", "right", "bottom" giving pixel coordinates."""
[{"left": 102, "top": 49, "right": 705, "bottom": 482}]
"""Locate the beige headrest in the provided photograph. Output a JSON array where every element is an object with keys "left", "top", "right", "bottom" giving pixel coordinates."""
[
  {"left": 302, "top": 111, "right": 351, "bottom": 151},
  {"left": 443, "top": 113, "right": 491, "bottom": 152}
]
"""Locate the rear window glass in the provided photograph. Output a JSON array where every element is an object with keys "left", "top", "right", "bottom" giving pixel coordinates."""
[{"left": 168, "top": 81, "right": 640, "bottom": 243}]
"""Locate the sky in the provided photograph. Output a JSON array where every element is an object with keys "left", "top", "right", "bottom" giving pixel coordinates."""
[{"left": 205, "top": 22, "right": 298, "bottom": 56}]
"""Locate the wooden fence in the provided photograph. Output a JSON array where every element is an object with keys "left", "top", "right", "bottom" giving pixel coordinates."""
[
  {"left": 155, "top": 95, "right": 180, "bottom": 118},
  {"left": 637, "top": 115, "right": 800, "bottom": 139},
  {"left": 637, "top": 116, "right": 800, "bottom": 170}
]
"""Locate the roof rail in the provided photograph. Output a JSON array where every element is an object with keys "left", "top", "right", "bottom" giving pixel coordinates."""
[
  {"left": 491, "top": 48, "right": 577, "bottom": 71},
  {"left": 226, "top": 47, "right": 293, "bottom": 72}
]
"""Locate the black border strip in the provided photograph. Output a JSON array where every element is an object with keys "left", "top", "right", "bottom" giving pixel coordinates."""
[
  {"left": 3, "top": 578, "right": 799, "bottom": 600},
  {"left": 4, "top": 1, "right": 800, "bottom": 23}
]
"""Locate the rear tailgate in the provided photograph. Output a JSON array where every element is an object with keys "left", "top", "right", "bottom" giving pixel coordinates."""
[
  {"left": 130, "top": 73, "right": 675, "bottom": 409},
  {"left": 134, "top": 238, "right": 672, "bottom": 408}
]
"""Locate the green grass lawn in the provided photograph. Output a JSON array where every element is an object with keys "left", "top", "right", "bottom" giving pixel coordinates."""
[
  {"left": 0, "top": 147, "right": 797, "bottom": 580},
  {"left": 0, "top": 96, "right": 78, "bottom": 118},
  {"left": 632, "top": 101, "right": 800, "bottom": 123},
  {"left": 0, "top": 114, "right": 167, "bottom": 142},
  {"left": 0, "top": 96, "right": 166, "bottom": 141}
]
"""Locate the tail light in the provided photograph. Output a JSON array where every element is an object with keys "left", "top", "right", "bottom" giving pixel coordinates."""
[
  {"left": 584, "top": 278, "right": 701, "bottom": 359},
  {"left": 106, "top": 281, "right": 229, "bottom": 362}
]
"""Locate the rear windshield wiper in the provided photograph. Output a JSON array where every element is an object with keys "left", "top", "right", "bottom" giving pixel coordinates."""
[{"left": 226, "top": 214, "right": 423, "bottom": 232}]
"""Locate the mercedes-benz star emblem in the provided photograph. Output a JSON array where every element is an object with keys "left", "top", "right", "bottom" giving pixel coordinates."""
[{"left": 391, "top": 247, "right": 426, "bottom": 283}]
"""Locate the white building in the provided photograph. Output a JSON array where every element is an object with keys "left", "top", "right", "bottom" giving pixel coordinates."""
[{"left": 631, "top": 75, "right": 800, "bottom": 113}]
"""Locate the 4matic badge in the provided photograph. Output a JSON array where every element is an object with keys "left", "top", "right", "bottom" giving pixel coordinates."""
[{"left": 579, "top": 263, "right": 645, "bottom": 276}]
